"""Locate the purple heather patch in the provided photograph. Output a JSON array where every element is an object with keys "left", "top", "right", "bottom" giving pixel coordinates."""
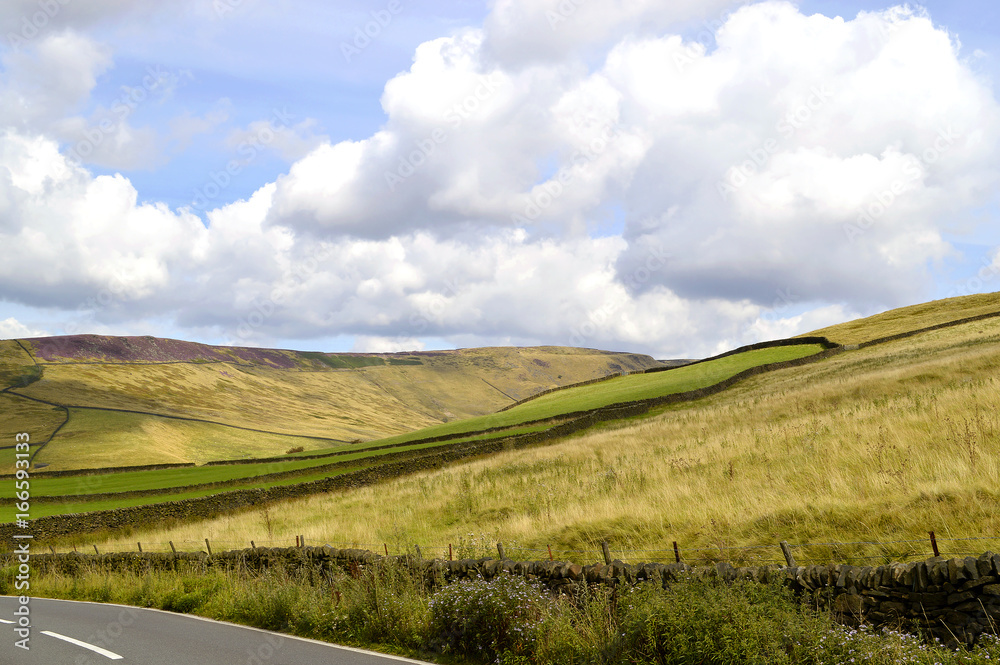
[{"left": 29, "top": 334, "right": 298, "bottom": 367}]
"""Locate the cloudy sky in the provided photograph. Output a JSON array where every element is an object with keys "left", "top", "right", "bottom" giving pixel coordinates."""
[{"left": 0, "top": 0, "right": 998, "bottom": 359}]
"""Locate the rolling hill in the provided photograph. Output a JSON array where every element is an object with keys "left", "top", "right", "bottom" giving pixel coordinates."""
[
  {"left": 3, "top": 291, "right": 999, "bottom": 563},
  {"left": 0, "top": 335, "right": 660, "bottom": 471}
]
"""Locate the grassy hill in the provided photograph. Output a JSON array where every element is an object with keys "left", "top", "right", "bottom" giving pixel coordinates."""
[
  {"left": 70, "top": 292, "right": 1000, "bottom": 565},
  {"left": 804, "top": 292, "right": 1000, "bottom": 344},
  {"left": 0, "top": 335, "right": 660, "bottom": 470},
  {"left": 0, "top": 340, "right": 828, "bottom": 521}
]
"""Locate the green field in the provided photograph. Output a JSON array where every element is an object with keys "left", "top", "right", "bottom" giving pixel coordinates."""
[
  {"left": 0, "top": 341, "right": 661, "bottom": 471},
  {"left": 0, "top": 342, "right": 830, "bottom": 523},
  {"left": 372, "top": 344, "right": 827, "bottom": 446}
]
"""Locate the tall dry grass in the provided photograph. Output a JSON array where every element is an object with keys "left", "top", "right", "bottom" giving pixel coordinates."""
[{"left": 82, "top": 317, "right": 1000, "bottom": 565}]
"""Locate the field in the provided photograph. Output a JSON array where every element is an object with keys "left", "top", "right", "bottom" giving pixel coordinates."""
[
  {"left": 0, "top": 342, "right": 827, "bottom": 523},
  {"left": 76, "top": 295, "right": 1000, "bottom": 566},
  {"left": 0, "top": 338, "right": 660, "bottom": 470}
]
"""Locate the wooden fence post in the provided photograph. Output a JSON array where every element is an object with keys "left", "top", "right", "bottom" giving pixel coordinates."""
[
  {"left": 93, "top": 544, "right": 99, "bottom": 555},
  {"left": 547, "top": 544, "right": 554, "bottom": 561},
  {"left": 384, "top": 543, "right": 389, "bottom": 556},
  {"left": 137, "top": 542, "right": 142, "bottom": 553},
  {"left": 169, "top": 541, "right": 177, "bottom": 554},
  {"left": 448, "top": 543, "right": 453, "bottom": 561},
  {"left": 49, "top": 545, "right": 55, "bottom": 554},
  {"left": 929, "top": 531, "right": 940, "bottom": 557},
  {"left": 601, "top": 541, "right": 612, "bottom": 565},
  {"left": 300, "top": 535, "right": 305, "bottom": 548},
  {"left": 497, "top": 543, "right": 506, "bottom": 559},
  {"left": 780, "top": 541, "right": 796, "bottom": 567},
  {"left": 414, "top": 545, "right": 422, "bottom": 559},
  {"left": 673, "top": 541, "right": 681, "bottom": 563},
  {"left": 251, "top": 541, "right": 256, "bottom": 549},
  {"left": 205, "top": 538, "right": 212, "bottom": 556}
]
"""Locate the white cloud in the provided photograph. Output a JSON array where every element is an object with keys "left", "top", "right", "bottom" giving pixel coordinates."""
[
  {"left": 0, "top": 317, "right": 47, "bottom": 339},
  {"left": 1, "top": 2, "right": 998, "bottom": 359},
  {"left": 482, "top": 0, "right": 746, "bottom": 67},
  {"left": 352, "top": 336, "right": 426, "bottom": 353}
]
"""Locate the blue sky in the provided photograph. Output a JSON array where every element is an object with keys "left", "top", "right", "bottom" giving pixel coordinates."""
[{"left": 0, "top": 0, "right": 998, "bottom": 358}]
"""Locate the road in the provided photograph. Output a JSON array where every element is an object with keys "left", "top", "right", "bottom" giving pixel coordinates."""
[{"left": 0, "top": 596, "right": 433, "bottom": 664}]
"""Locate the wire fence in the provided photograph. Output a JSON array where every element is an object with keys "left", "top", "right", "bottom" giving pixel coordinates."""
[{"left": 41, "top": 533, "right": 1000, "bottom": 567}]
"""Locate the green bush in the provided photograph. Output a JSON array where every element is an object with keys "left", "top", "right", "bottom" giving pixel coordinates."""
[{"left": 429, "top": 574, "right": 550, "bottom": 661}]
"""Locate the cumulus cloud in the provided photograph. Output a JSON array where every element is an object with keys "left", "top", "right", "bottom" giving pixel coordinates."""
[
  {"left": 0, "top": 2, "right": 998, "bottom": 358},
  {"left": 0, "top": 0, "right": 191, "bottom": 44},
  {"left": 482, "top": 0, "right": 746, "bottom": 68},
  {"left": 0, "top": 317, "right": 47, "bottom": 339}
]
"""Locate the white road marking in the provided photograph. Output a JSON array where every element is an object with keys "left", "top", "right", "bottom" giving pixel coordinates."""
[{"left": 41, "top": 631, "right": 124, "bottom": 659}]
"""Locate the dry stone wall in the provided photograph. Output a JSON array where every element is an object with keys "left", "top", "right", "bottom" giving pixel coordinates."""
[{"left": 13, "top": 546, "right": 1000, "bottom": 648}]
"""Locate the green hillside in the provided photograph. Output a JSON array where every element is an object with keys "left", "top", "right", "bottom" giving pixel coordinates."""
[{"left": 0, "top": 336, "right": 659, "bottom": 471}]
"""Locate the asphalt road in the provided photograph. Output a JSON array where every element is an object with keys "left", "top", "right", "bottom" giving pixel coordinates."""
[{"left": 0, "top": 596, "right": 433, "bottom": 664}]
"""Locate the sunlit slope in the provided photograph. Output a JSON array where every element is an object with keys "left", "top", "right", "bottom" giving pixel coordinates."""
[
  {"left": 373, "top": 344, "right": 827, "bottom": 446},
  {"left": 99, "top": 304, "right": 1000, "bottom": 563},
  {"left": 0, "top": 335, "right": 659, "bottom": 469},
  {"left": 0, "top": 341, "right": 829, "bottom": 522},
  {"left": 806, "top": 291, "right": 1000, "bottom": 345}
]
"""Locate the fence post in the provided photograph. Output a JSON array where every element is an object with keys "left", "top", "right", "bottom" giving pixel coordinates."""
[
  {"left": 205, "top": 539, "right": 213, "bottom": 556},
  {"left": 93, "top": 544, "right": 99, "bottom": 555},
  {"left": 251, "top": 541, "right": 256, "bottom": 549},
  {"left": 547, "top": 544, "right": 554, "bottom": 561},
  {"left": 384, "top": 543, "right": 389, "bottom": 556},
  {"left": 497, "top": 543, "right": 506, "bottom": 559},
  {"left": 137, "top": 542, "right": 142, "bottom": 553},
  {"left": 673, "top": 541, "right": 681, "bottom": 563},
  {"left": 601, "top": 541, "right": 612, "bottom": 565},
  {"left": 300, "top": 535, "right": 305, "bottom": 548},
  {"left": 169, "top": 541, "right": 177, "bottom": 554},
  {"left": 295, "top": 536, "right": 300, "bottom": 547},
  {"left": 49, "top": 545, "right": 55, "bottom": 554},
  {"left": 780, "top": 541, "right": 796, "bottom": 567},
  {"left": 414, "top": 545, "right": 422, "bottom": 559},
  {"left": 929, "top": 531, "right": 940, "bottom": 557},
  {"left": 449, "top": 544, "right": 453, "bottom": 561}
]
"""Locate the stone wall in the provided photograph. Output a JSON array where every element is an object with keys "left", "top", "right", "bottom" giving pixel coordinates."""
[
  {"left": 13, "top": 546, "right": 1000, "bottom": 648},
  {"left": 0, "top": 344, "right": 846, "bottom": 544}
]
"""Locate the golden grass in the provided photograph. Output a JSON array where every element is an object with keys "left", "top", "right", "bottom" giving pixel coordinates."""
[
  {"left": 6, "top": 347, "right": 656, "bottom": 467},
  {"left": 27, "top": 409, "right": 339, "bottom": 471},
  {"left": 806, "top": 291, "right": 1000, "bottom": 344},
  {"left": 0, "top": 392, "right": 64, "bottom": 467},
  {"left": 84, "top": 314, "right": 1000, "bottom": 566}
]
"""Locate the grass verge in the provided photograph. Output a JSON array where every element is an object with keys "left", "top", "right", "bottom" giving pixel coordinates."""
[{"left": 6, "top": 561, "right": 1000, "bottom": 664}]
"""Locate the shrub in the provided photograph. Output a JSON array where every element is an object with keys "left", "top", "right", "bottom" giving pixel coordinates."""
[
  {"left": 285, "top": 446, "right": 305, "bottom": 454},
  {"left": 429, "top": 574, "right": 550, "bottom": 661}
]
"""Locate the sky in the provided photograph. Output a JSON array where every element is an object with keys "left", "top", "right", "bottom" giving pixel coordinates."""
[{"left": 0, "top": 0, "right": 999, "bottom": 360}]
